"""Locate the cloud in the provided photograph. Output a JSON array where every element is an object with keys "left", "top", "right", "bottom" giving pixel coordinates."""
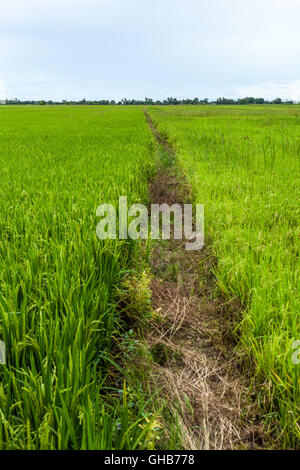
[
  {"left": 233, "top": 81, "right": 300, "bottom": 102},
  {"left": 1, "top": 1, "right": 300, "bottom": 100}
]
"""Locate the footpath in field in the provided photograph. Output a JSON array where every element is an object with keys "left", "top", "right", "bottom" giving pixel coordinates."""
[{"left": 144, "top": 111, "right": 266, "bottom": 450}]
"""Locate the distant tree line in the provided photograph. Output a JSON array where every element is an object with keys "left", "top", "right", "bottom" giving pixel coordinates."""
[{"left": 1, "top": 96, "right": 295, "bottom": 105}]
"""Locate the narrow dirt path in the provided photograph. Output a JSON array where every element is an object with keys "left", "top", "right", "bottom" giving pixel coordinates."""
[{"left": 144, "top": 111, "right": 265, "bottom": 450}]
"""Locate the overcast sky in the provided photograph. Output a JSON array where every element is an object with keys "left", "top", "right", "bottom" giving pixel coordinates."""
[{"left": 1, "top": 0, "right": 300, "bottom": 101}]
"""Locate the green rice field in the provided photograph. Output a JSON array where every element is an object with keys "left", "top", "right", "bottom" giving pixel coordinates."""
[
  {"left": 148, "top": 105, "right": 300, "bottom": 447},
  {"left": 0, "top": 106, "right": 156, "bottom": 449},
  {"left": 0, "top": 104, "right": 299, "bottom": 449}
]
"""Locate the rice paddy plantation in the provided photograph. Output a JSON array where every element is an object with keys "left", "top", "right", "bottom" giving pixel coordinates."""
[
  {"left": 0, "top": 104, "right": 299, "bottom": 449},
  {"left": 148, "top": 105, "right": 300, "bottom": 447},
  {"left": 0, "top": 106, "right": 156, "bottom": 449}
]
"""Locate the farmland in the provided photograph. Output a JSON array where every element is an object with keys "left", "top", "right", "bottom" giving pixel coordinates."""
[
  {"left": 0, "top": 104, "right": 299, "bottom": 449},
  {"left": 148, "top": 105, "right": 300, "bottom": 447},
  {"left": 0, "top": 106, "right": 156, "bottom": 449}
]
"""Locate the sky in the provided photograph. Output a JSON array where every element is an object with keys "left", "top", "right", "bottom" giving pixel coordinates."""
[{"left": 1, "top": 0, "right": 300, "bottom": 101}]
